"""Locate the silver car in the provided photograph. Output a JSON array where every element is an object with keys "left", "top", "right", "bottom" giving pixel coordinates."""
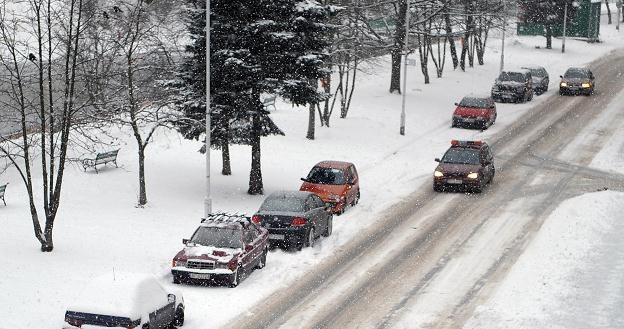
[{"left": 522, "top": 66, "right": 549, "bottom": 95}]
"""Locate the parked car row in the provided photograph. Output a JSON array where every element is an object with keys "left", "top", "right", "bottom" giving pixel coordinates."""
[{"left": 170, "top": 161, "right": 361, "bottom": 288}]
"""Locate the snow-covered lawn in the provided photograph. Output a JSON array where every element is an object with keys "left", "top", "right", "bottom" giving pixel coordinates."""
[{"left": 1, "top": 9, "right": 623, "bottom": 329}]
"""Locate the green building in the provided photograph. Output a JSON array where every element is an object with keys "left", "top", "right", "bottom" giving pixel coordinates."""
[{"left": 517, "top": 0, "right": 601, "bottom": 40}]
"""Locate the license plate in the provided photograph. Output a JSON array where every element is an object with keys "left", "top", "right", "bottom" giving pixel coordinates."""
[
  {"left": 189, "top": 273, "right": 211, "bottom": 280},
  {"left": 269, "top": 234, "right": 285, "bottom": 240},
  {"left": 463, "top": 118, "right": 475, "bottom": 123},
  {"left": 447, "top": 179, "right": 463, "bottom": 184},
  {"left": 569, "top": 87, "right": 578, "bottom": 91}
]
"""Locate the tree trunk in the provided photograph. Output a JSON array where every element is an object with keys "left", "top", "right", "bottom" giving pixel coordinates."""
[
  {"left": 248, "top": 113, "right": 263, "bottom": 195},
  {"left": 221, "top": 143, "right": 231, "bottom": 175},
  {"left": 306, "top": 102, "right": 315, "bottom": 140},
  {"left": 606, "top": 0, "right": 612, "bottom": 24},
  {"left": 545, "top": 25, "right": 552, "bottom": 49},
  {"left": 41, "top": 216, "right": 54, "bottom": 252},
  {"left": 137, "top": 145, "right": 147, "bottom": 206},
  {"left": 444, "top": 4, "right": 458, "bottom": 69},
  {"left": 390, "top": 0, "right": 407, "bottom": 93}
]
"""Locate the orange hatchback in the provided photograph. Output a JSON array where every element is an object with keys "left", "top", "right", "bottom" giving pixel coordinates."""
[{"left": 300, "top": 161, "right": 360, "bottom": 215}]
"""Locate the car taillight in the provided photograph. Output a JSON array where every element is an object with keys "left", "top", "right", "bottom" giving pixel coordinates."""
[
  {"left": 291, "top": 217, "right": 307, "bottom": 226},
  {"left": 252, "top": 215, "right": 262, "bottom": 224},
  {"left": 65, "top": 316, "right": 82, "bottom": 327}
]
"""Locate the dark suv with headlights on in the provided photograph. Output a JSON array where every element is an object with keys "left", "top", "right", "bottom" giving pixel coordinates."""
[
  {"left": 491, "top": 69, "right": 533, "bottom": 103},
  {"left": 253, "top": 191, "right": 332, "bottom": 250},
  {"left": 433, "top": 140, "right": 495, "bottom": 193},
  {"left": 521, "top": 66, "right": 549, "bottom": 94},
  {"left": 559, "top": 67, "right": 595, "bottom": 96},
  {"left": 171, "top": 213, "right": 268, "bottom": 288}
]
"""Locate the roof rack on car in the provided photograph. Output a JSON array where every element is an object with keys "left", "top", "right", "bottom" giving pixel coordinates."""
[{"left": 200, "top": 212, "right": 251, "bottom": 225}]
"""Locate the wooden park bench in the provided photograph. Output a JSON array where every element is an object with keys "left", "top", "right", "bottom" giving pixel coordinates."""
[
  {"left": 82, "top": 149, "right": 120, "bottom": 174},
  {"left": 262, "top": 95, "right": 276, "bottom": 111},
  {"left": 0, "top": 183, "right": 7, "bottom": 206}
]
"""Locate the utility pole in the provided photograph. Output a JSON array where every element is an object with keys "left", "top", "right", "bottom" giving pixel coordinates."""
[
  {"left": 500, "top": 0, "right": 505, "bottom": 72},
  {"left": 618, "top": 0, "right": 622, "bottom": 31},
  {"left": 562, "top": 2, "right": 568, "bottom": 53},
  {"left": 205, "top": 0, "right": 212, "bottom": 218},
  {"left": 400, "top": 0, "right": 411, "bottom": 136}
]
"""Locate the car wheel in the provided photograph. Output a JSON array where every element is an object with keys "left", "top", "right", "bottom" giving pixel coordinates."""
[
  {"left": 172, "top": 275, "right": 181, "bottom": 285},
  {"left": 351, "top": 190, "right": 360, "bottom": 206},
  {"left": 433, "top": 183, "right": 442, "bottom": 192},
  {"left": 473, "top": 180, "right": 483, "bottom": 193},
  {"left": 528, "top": 91, "right": 533, "bottom": 101},
  {"left": 305, "top": 228, "right": 315, "bottom": 248},
  {"left": 228, "top": 265, "right": 242, "bottom": 288},
  {"left": 255, "top": 247, "right": 267, "bottom": 269},
  {"left": 142, "top": 324, "right": 150, "bottom": 329},
  {"left": 173, "top": 304, "right": 185, "bottom": 327},
  {"left": 323, "top": 216, "right": 333, "bottom": 237}
]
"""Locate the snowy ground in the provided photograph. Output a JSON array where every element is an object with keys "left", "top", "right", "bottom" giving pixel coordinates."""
[{"left": 1, "top": 7, "right": 624, "bottom": 329}]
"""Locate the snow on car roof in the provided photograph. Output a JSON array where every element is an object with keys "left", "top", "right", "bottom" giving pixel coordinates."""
[{"left": 67, "top": 272, "right": 169, "bottom": 319}]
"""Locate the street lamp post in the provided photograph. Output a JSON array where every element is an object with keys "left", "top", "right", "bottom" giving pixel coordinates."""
[
  {"left": 562, "top": 2, "right": 568, "bottom": 53},
  {"left": 400, "top": 0, "right": 411, "bottom": 136},
  {"left": 500, "top": 0, "right": 506, "bottom": 72},
  {"left": 205, "top": 0, "right": 212, "bottom": 218}
]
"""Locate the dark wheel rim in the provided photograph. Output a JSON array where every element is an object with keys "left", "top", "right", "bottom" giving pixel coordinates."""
[
  {"left": 307, "top": 228, "right": 315, "bottom": 248},
  {"left": 230, "top": 268, "right": 239, "bottom": 287},
  {"left": 327, "top": 218, "right": 333, "bottom": 236}
]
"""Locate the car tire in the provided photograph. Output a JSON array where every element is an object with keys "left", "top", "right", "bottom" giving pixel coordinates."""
[
  {"left": 323, "top": 216, "right": 333, "bottom": 237},
  {"left": 255, "top": 247, "right": 267, "bottom": 269},
  {"left": 528, "top": 91, "right": 533, "bottom": 101},
  {"left": 351, "top": 190, "right": 360, "bottom": 206},
  {"left": 473, "top": 180, "right": 483, "bottom": 193},
  {"left": 172, "top": 275, "right": 181, "bottom": 285},
  {"left": 305, "top": 228, "right": 315, "bottom": 248},
  {"left": 228, "top": 265, "right": 242, "bottom": 288},
  {"left": 142, "top": 324, "right": 150, "bottom": 329},
  {"left": 173, "top": 304, "right": 185, "bottom": 327},
  {"left": 433, "top": 183, "right": 442, "bottom": 192}
]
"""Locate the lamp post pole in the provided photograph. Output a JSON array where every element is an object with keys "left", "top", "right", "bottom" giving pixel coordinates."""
[
  {"left": 562, "top": 2, "right": 568, "bottom": 53},
  {"left": 400, "top": 0, "right": 411, "bottom": 136},
  {"left": 500, "top": 1, "right": 506, "bottom": 72},
  {"left": 205, "top": 0, "right": 212, "bottom": 218}
]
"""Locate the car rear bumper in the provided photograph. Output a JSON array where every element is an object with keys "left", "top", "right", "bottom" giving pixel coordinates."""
[
  {"left": 491, "top": 91, "right": 521, "bottom": 101},
  {"left": 266, "top": 227, "right": 307, "bottom": 244}
]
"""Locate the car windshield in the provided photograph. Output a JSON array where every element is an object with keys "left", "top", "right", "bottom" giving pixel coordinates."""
[
  {"left": 190, "top": 227, "right": 242, "bottom": 249},
  {"left": 306, "top": 167, "right": 346, "bottom": 185},
  {"left": 527, "top": 68, "right": 545, "bottom": 77},
  {"left": 260, "top": 197, "right": 305, "bottom": 212},
  {"left": 564, "top": 69, "right": 588, "bottom": 79},
  {"left": 498, "top": 72, "right": 525, "bottom": 82},
  {"left": 459, "top": 97, "right": 489, "bottom": 108},
  {"left": 441, "top": 148, "right": 481, "bottom": 165}
]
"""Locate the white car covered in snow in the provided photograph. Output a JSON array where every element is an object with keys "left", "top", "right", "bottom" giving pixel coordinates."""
[{"left": 63, "top": 272, "right": 184, "bottom": 329}]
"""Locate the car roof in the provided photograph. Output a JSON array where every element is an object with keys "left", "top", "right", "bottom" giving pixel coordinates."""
[
  {"left": 267, "top": 190, "right": 314, "bottom": 201},
  {"left": 520, "top": 65, "right": 545, "bottom": 70},
  {"left": 461, "top": 95, "right": 492, "bottom": 101},
  {"left": 566, "top": 67, "right": 590, "bottom": 72},
  {"left": 200, "top": 213, "right": 251, "bottom": 230},
  {"left": 449, "top": 140, "right": 488, "bottom": 150},
  {"left": 67, "top": 272, "right": 169, "bottom": 319},
  {"left": 501, "top": 68, "right": 530, "bottom": 74},
  {"left": 314, "top": 160, "right": 353, "bottom": 169}
]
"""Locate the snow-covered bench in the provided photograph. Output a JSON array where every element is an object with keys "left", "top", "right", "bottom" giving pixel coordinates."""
[
  {"left": 82, "top": 149, "right": 119, "bottom": 174},
  {"left": 263, "top": 95, "right": 276, "bottom": 111},
  {"left": 0, "top": 183, "right": 7, "bottom": 206}
]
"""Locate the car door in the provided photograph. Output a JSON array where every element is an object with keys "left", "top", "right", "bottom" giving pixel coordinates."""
[
  {"left": 488, "top": 99, "right": 496, "bottom": 123},
  {"left": 347, "top": 165, "right": 359, "bottom": 203},
  {"left": 304, "top": 197, "right": 319, "bottom": 236},
  {"left": 241, "top": 228, "right": 256, "bottom": 270},
  {"left": 311, "top": 194, "right": 327, "bottom": 232}
]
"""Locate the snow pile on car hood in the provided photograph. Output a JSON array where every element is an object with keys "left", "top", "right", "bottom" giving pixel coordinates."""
[
  {"left": 67, "top": 272, "right": 169, "bottom": 320},
  {"left": 183, "top": 245, "right": 240, "bottom": 261}
]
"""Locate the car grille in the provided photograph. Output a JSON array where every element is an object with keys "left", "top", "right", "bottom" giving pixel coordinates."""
[
  {"left": 187, "top": 260, "right": 215, "bottom": 270},
  {"left": 498, "top": 85, "right": 518, "bottom": 92}
]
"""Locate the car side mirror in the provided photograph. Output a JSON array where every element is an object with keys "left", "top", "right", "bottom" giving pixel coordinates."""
[
  {"left": 245, "top": 244, "right": 254, "bottom": 252},
  {"left": 168, "top": 293, "right": 176, "bottom": 303},
  {"left": 454, "top": 102, "right": 459, "bottom": 106},
  {"left": 559, "top": 75, "right": 563, "bottom": 79},
  {"left": 435, "top": 158, "right": 441, "bottom": 162},
  {"left": 300, "top": 177, "right": 308, "bottom": 182},
  {"left": 182, "top": 238, "right": 189, "bottom": 245}
]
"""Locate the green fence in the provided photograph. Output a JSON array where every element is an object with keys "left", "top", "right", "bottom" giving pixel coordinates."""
[{"left": 517, "top": 0, "right": 601, "bottom": 40}]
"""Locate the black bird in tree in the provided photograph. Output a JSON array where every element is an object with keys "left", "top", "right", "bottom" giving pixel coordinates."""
[
  {"left": 28, "top": 53, "right": 36, "bottom": 62},
  {"left": 113, "top": 6, "right": 122, "bottom": 13},
  {"left": 102, "top": 11, "right": 109, "bottom": 19}
]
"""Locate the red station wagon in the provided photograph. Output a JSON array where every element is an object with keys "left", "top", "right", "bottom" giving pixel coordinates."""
[
  {"left": 300, "top": 161, "right": 360, "bottom": 215},
  {"left": 171, "top": 214, "right": 268, "bottom": 288}
]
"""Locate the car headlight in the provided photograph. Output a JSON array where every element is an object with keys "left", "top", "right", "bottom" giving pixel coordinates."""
[
  {"left": 328, "top": 194, "right": 341, "bottom": 202},
  {"left": 581, "top": 83, "right": 591, "bottom": 88},
  {"left": 434, "top": 170, "right": 444, "bottom": 177},
  {"left": 215, "top": 262, "right": 229, "bottom": 269},
  {"left": 560, "top": 82, "right": 567, "bottom": 87},
  {"left": 173, "top": 260, "right": 187, "bottom": 267},
  {"left": 467, "top": 172, "right": 479, "bottom": 179}
]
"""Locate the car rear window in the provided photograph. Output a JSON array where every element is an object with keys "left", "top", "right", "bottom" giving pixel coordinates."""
[
  {"left": 498, "top": 72, "right": 525, "bottom": 82},
  {"left": 306, "top": 167, "right": 346, "bottom": 185},
  {"left": 459, "top": 97, "right": 489, "bottom": 108},
  {"left": 564, "top": 69, "right": 588, "bottom": 79},
  {"left": 441, "top": 148, "right": 481, "bottom": 165},
  {"left": 260, "top": 197, "right": 305, "bottom": 212},
  {"left": 190, "top": 227, "right": 242, "bottom": 249},
  {"left": 528, "top": 68, "right": 545, "bottom": 77}
]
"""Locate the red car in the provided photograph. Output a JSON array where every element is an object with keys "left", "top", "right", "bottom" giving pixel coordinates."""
[
  {"left": 452, "top": 96, "right": 497, "bottom": 129},
  {"left": 433, "top": 140, "right": 495, "bottom": 193},
  {"left": 300, "top": 161, "right": 360, "bottom": 215},
  {"left": 171, "top": 214, "right": 268, "bottom": 287}
]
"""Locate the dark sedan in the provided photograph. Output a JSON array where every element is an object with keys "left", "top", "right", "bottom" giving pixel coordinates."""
[
  {"left": 522, "top": 66, "right": 549, "bottom": 94},
  {"left": 253, "top": 191, "right": 333, "bottom": 250},
  {"left": 559, "top": 67, "right": 595, "bottom": 96}
]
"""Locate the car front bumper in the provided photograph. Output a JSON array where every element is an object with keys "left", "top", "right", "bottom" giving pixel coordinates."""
[
  {"left": 453, "top": 116, "right": 488, "bottom": 127},
  {"left": 172, "top": 267, "right": 234, "bottom": 282},
  {"left": 560, "top": 86, "right": 591, "bottom": 95},
  {"left": 434, "top": 176, "right": 481, "bottom": 189}
]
